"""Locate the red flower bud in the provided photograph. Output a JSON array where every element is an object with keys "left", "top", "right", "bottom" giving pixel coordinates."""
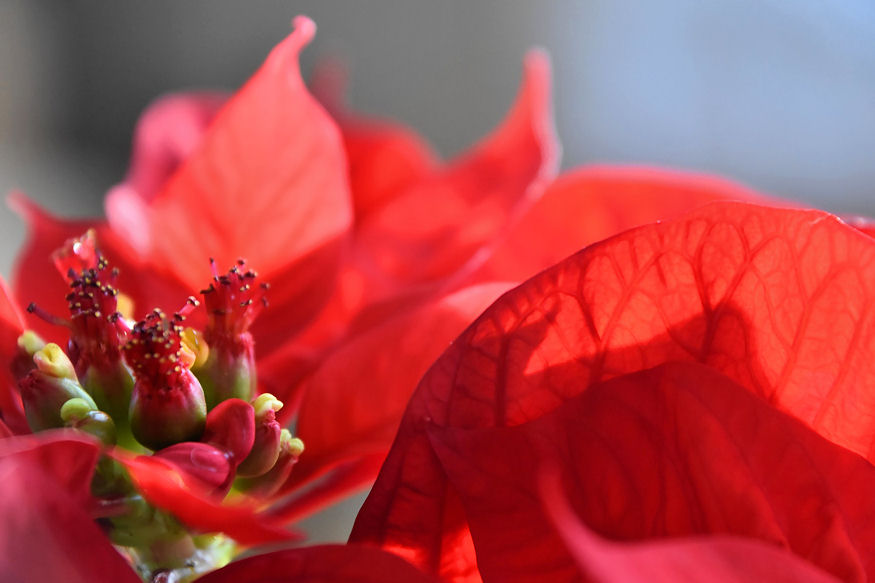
[
  {"left": 235, "top": 430, "right": 303, "bottom": 498},
  {"left": 126, "top": 304, "right": 207, "bottom": 450},
  {"left": 153, "top": 441, "right": 232, "bottom": 494},
  {"left": 19, "top": 343, "right": 97, "bottom": 431},
  {"left": 200, "top": 398, "right": 256, "bottom": 466},
  {"left": 199, "top": 260, "right": 267, "bottom": 409},
  {"left": 236, "top": 393, "right": 283, "bottom": 477}
]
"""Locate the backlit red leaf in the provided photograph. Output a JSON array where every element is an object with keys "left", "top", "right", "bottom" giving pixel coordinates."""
[
  {"left": 289, "top": 283, "right": 513, "bottom": 487},
  {"left": 539, "top": 465, "right": 840, "bottom": 583},
  {"left": 429, "top": 363, "right": 875, "bottom": 581},
  {"left": 354, "top": 50, "right": 558, "bottom": 287},
  {"left": 473, "top": 165, "right": 773, "bottom": 283},
  {"left": 112, "top": 16, "right": 352, "bottom": 314},
  {"left": 352, "top": 202, "right": 875, "bottom": 579}
]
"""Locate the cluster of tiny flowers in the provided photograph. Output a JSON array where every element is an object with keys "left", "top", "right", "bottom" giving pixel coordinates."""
[{"left": 15, "top": 231, "right": 302, "bottom": 579}]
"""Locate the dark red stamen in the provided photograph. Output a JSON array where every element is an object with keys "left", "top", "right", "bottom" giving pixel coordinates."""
[
  {"left": 201, "top": 259, "right": 268, "bottom": 350},
  {"left": 26, "top": 302, "right": 70, "bottom": 328},
  {"left": 66, "top": 257, "right": 130, "bottom": 371},
  {"left": 124, "top": 298, "right": 199, "bottom": 387}
]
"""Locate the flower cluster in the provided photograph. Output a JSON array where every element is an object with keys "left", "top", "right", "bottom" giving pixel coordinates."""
[{"left": 2, "top": 13, "right": 871, "bottom": 583}]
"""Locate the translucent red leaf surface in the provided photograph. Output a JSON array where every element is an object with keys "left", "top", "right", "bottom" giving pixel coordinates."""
[
  {"left": 354, "top": 50, "right": 559, "bottom": 287},
  {"left": 112, "top": 16, "right": 351, "bottom": 291},
  {"left": 352, "top": 202, "right": 875, "bottom": 580},
  {"left": 0, "top": 434, "right": 139, "bottom": 583},
  {"left": 267, "top": 283, "right": 512, "bottom": 524},
  {"left": 196, "top": 544, "right": 439, "bottom": 583},
  {"left": 430, "top": 363, "right": 875, "bottom": 582},
  {"left": 539, "top": 465, "right": 840, "bottom": 583},
  {"left": 291, "top": 283, "right": 513, "bottom": 486},
  {"left": 472, "top": 165, "right": 774, "bottom": 283},
  {"left": 113, "top": 452, "right": 299, "bottom": 546},
  {"left": 268, "top": 453, "right": 385, "bottom": 526}
]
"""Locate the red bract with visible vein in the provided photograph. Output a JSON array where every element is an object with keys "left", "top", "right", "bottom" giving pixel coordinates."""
[
  {"left": 352, "top": 202, "right": 875, "bottom": 582},
  {"left": 0, "top": 13, "right": 562, "bottom": 578}
]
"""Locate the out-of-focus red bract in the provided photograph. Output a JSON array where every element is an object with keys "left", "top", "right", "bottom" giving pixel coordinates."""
[
  {"left": 0, "top": 433, "right": 141, "bottom": 583},
  {"left": 196, "top": 544, "right": 440, "bottom": 583}
]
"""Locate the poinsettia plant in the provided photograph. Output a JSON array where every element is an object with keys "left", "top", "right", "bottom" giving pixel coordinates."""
[{"left": 1, "top": 12, "right": 868, "bottom": 583}]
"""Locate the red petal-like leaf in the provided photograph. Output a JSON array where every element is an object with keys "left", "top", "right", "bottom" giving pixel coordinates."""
[
  {"left": 113, "top": 451, "right": 299, "bottom": 546},
  {"left": 355, "top": 50, "right": 558, "bottom": 287},
  {"left": 353, "top": 202, "right": 875, "bottom": 578},
  {"left": 153, "top": 441, "right": 232, "bottom": 493},
  {"left": 429, "top": 363, "right": 875, "bottom": 581},
  {"left": 201, "top": 398, "right": 256, "bottom": 465},
  {"left": 287, "top": 283, "right": 513, "bottom": 492},
  {"left": 196, "top": 544, "right": 439, "bottom": 583},
  {"left": 473, "top": 165, "right": 773, "bottom": 283},
  {"left": 0, "top": 431, "right": 102, "bottom": 504},
  {"left": 539, "top": 465, "right": 839, "bottom": 583},
  {"left": 113, "top": 17, "right": 351, "bottom": 337},
  {"left": 0, "top": 434, "right": 139, "bottom": 583},
  {"left": 119, "top": 92, "right": 227, "bottom": 202},
  {"left": 311, "top": 58, "right": 439, "bottom": 218},
  {"left": 0, "top": 277, "right": 26, "bottom": 433},
  {"left": 268, "top": 453, "right": 384, "bottom": 526}
]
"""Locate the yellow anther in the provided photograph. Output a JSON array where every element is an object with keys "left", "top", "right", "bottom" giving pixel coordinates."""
[
  {"left": 17, "top": 330, "right": 45, "bottom": 356},
  {"left": 33, "top": 343, "right": 77, "bottom": 380},
  {"left": 180, "top": 327, "right": 209, "bottom": 370},
  {"left": 252, "top": 393, "right": 283, "bottom": 418}
]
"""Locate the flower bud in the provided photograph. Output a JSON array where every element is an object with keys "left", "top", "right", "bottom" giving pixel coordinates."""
[
  {"left": 198, "top": 260, "right": 267, "bottom": 409},
  {"left": 60, "top": 397, "right": 117, "bottom": 445},
  {"left": 19, "top": 344, "right": 97, "bottom": 431},
  {"left": 236, "top": 393, "right": 283, "bottom": 477},
  {"left": 11, "top": 330, "right": 44, "bottom": 381},
  {"left": 126, "top": 306, "right": 207, "bottom": 451},
  {"left": 198, "top": 348, "right": 255, "bottom": 411},
  {"left": 235, "top": 430, "right": 304, "bottom": 498},
  {"left": 129, "top": 367, "right": 207, "bottom": 451},
  {"left": 153, "top": 441, "right": 232, "bottom": 493},
  {"left": 62, "top": 254, "right": 135, "bottom": 422},
  {"left": 200, "top": 398, "right": 255, "bottom": 466}
]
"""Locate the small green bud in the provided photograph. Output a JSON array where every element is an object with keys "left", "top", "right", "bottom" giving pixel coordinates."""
[
  {"left": 61, "top": 398, "right": 116, "bottom": 444},
  {"left": 20, "top": 353, "right": 97, "bottom": 432}
]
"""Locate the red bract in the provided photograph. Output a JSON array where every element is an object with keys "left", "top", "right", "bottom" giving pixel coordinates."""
[
  {"left": 3, "top": 12, "right": 832, "bottom": 583},
  {"left": 352, "top": 202, "right": 875, "bottom": 582},
  {"left": 13, "top": 15, "right": 351, "bottom": 355},
  {"left": 5, "top": 11, "right": 565, "bottom": 539},
  {"left": 1, "top": 11, "right": 561, "bottom": 576},
  {"left": 0, "top": 433, "right": 141, "bottom": 583}
]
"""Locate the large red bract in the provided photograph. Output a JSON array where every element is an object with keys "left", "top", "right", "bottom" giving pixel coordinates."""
[{"left": 352, "top": 202, "right": 875, "bottom": 582}]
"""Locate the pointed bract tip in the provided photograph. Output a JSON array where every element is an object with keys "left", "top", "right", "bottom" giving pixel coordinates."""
[
  {"left": 291, "top": 15, "right": 317, "bottom": 47},
  {"left": 523, "top": 46, "right": 552, "bottom": 77}
]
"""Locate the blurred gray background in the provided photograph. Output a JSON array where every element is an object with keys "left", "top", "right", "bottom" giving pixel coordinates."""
[{"left": 2, "top": 0, "right": 875, "bottom": 540}]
